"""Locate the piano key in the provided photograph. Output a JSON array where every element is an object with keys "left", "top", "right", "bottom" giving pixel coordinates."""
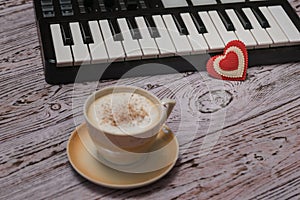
[
  {"left": 173, "top": 14, "right": 189, "bottom": 35},
  {"left": 180, "top": 13, "right": 209, "bottom": 54},
  {"left": 88, "top": 21, "right": 109, "bottom": 63},
  {"left": 80, "top": 21, "right": 94, "bottom": 44},
  {"left": 50, "top": 24, "right": 73, "bottom": 67},
  {"left": 117, "top": 18, "right": 143, "bottom": 60},
  {"left": 191, "top": 0, "right": 217, "bottom": 6},
  {"left": 69, "top": 22, "right": 91, "bottom": 65},
  {"left": 162, "top": 14, "right": 192, "bottom": 55},
  {"left": 217, "top": 10, "right": 235, "bottom": 31},
  {"left": 144, "top": 15, "right": 160, "bottom": 38},
  {"left": 127, "top": 17, "right": 142, "bottom": 40},
  {"left": 109, "top": 18, "right": 123, "bottom": 41},
  {"left": 99, "top": 20, "right": 125, "bottom": 61},
  {"left": 191, "top": 12, "right": 207, "bottom": 33},
  {"left": 152, "top": 15, "right": 176, "bottom": 57},
  {"left": 259, "top": 7, "right": 289, "bottom": 47},
  {"left": 268, "top": 6, "right": 300, "bottom": 44},
  {"left": 135, "top": 16, "right": 159, "bottom": 59},
  {"left": 161, "top": 0, "right": 188, "bottom": 8},
  {"left": 208, "top": 10, "right": 237, "bottom": 44},
  {"left": 251, "top": 7, "right": 270, "bottom": 28},
  {"left": 226, "top": 9, "right": 257, "bottom": 48},
  {"left": 242, "top": 8, "right": 273, "bottom": 48},
  {"left": 61, "top": 22, "right": 73, "bottom": 45},
  {"left": 198, "top": 11, "right": 224, "bottom": 51},
  {"left": 235, "top": 8, "right": 252, "bottom": 30}
]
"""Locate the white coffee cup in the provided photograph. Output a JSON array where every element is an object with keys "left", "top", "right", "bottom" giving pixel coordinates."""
[{"left": 84, "top": 86, "right": 175, "bottom": 165}]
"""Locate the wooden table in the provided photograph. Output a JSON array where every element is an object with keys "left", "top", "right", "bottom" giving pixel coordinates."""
[{"left": 1, "top": 0, "right": 300, "bottom": 199}]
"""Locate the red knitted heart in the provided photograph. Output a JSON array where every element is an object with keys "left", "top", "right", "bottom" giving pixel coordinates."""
[{"left": 206, "top": 40, "right": 248, "bottom": 81}]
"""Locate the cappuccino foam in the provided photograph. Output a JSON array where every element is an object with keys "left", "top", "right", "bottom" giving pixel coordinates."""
[{"left": 87, "top": 92, "right": 160, "bottom": 135}]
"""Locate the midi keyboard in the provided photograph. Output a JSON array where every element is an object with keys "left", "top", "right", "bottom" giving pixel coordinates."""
[{"left": 33, "top": 0, "right": 300, "bottom": 84}]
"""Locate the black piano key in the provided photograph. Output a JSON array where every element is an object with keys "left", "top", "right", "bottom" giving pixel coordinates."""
[
  {"left": 109, "top": 18, "right": 124, "bottom": 41},
  {"left": 235, "top": 9, "right": 252, "bottom": 30},
  {"left": 185, "top": 0, "right": 193, "bottom": 7},
  {"left": 218, "top": 10, "right": 235, "bottom": 31},
  {"left": 145, "top": 15, "right": 160, "bottom": 38},
  {"left": 80, "top": 21, "right": 94, "bottom": 44},
  {"left": 60, "top": 23, "right": 73, "bottom": 45},
  {"left": 127, "top": 17, "right": 142, "bottom": 39},
  {"left": 173, "top": 14, "right": 189, "bottom": 35},
  {"left": 191, "top": 12, "right": 207, "bottom": 34},
  {"left": 252, "top": 7, "right": 270, "bottom": 28}
]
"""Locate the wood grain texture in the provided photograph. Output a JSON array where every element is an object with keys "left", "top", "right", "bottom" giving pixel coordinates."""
[{"left": 0, "top": 0, "right": 300, "bottom": 199}]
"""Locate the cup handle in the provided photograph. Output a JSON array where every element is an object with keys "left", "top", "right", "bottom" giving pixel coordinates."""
[{"left": 161, "top": 99, "right": 176, "bottom": 119}]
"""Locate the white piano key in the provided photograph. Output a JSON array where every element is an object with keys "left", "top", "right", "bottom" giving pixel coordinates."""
[
  {"left": 259, "top": 7, "right": 289, "bottom": 47},
  {"left": 208, "top": 10, "right": 237, "bottom": 45},
  {"left": 242, "top": 8, "right": 273, "bottom": 48},
  {"left": 50, "top": 24, "right": 73, "bottom": 67},
  {"left": 180, "top": 13, "right": 209, "bottom": 54},
  {"left": 268, "top": 6, "right": 300, "bottom": 44},
  {"left": 117, "top": 18, "right": 143, "bottom": 60},
  {"left": 152, "top": 15, "right": 176, "bottom": 57},
  {"left": 69, "top": 22, "right": 91, "bottom": 65},
  {"left": 191, "top": 0, "right": 216, "bottom": 6},
  {"left": 99, "top": 20, "right": 125, "bottom": 61},
  {"left": 226, "top": 9, "right": 257, "bottom": 48},
  {"left": 88, "top": 21, "right": 109, "bottom": 63},
  {"left": 135, "top": 17, "right": 159, "bottom": 59},
  {"left": 161, "top": 0, "right": 188, "bottom": 8},
  {"left": 198, "top": 11, "right": 224, "bottom": 51},
  {"left": 162, "top": 14, "right": 192, "bottom": 55}
]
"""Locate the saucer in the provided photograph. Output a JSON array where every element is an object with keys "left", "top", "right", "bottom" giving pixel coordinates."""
[{"left": 67, "top": 123, "right": 179, "bottom": 189}]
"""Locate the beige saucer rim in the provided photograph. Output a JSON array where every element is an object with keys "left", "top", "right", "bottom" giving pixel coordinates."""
[{"left": 67, "top": 123, "right": 179, "bottom": 189}]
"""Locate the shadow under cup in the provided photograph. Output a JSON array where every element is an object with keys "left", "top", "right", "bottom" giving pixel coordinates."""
[{"left": 84, "top": 86, "right": 174, "bottom": 166}]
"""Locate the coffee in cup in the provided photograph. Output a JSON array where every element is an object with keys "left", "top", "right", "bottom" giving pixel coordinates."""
[
  {"left": 87, "top": 92, "right": 160, "bottom": 136},
  {"left": 84, "top": 86, "right": 175, "bottom": 165}
]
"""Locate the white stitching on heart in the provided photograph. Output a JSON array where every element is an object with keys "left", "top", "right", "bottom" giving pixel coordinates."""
[{"left": 213, "top": 46, "right": 245, "bottom": 78}]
